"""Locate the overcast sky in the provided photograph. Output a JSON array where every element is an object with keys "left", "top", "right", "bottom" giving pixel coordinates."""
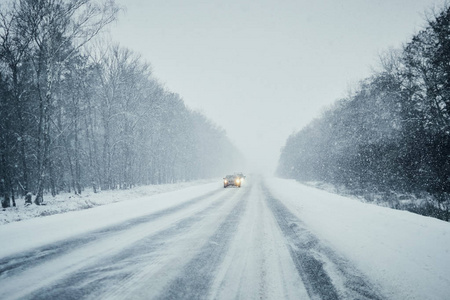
[{"left": 110, "top": 0, "right": 441, "bottom": 173}]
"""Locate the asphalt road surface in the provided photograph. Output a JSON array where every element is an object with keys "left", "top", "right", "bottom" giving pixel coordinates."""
[{"left": 0, "top": 176, "right": 385, "bottom": 300}]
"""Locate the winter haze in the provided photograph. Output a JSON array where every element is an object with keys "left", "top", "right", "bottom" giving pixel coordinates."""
[
  {"left": 110, "top": 0, "right": 440, "bottom": 172},
  {"left": 1, "top": 0, "right": 450, "bottom": 299}
]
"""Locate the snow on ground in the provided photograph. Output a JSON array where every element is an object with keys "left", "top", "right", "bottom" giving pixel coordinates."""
[
  {"left": 0, "top": 179, "right": 216, "bottom": 225},
  {"left": 209, "top": 179, "right": 309, "bottom": 300},
  {"left": 0, "top": 179, "right": 219, "bottom": 258},
  {"left": 1, "top": 176, "right": 449, "bottom": 299},
  {"left": 266, "top": 177, "right": 450, "bottom": 300}
]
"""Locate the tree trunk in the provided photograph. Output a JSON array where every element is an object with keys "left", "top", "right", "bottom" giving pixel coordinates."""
[
  {"left": 74, "top": 102, "right": 82, "bottom": 195},
  {"left": 12, "top": 64, "right": 30, "bottom": 196},
  {"left": 1, "top": 150, "right": 11, "bottom": 209}
]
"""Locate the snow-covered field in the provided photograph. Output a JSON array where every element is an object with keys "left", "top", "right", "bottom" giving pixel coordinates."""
[{"left": 0, "top": 176, "right": 449, "bottom": 299}]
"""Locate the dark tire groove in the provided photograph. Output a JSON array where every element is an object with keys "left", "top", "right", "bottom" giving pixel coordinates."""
[
  {"left": 156, "top": 187, "right": 251, "bottom": 300},
  {"left": 26, "top": 189, "right": 236, "bottom": 300},
  {"left": 0, "top": 189, "right": 221, "bottom": 279},
  {"left": 261, "top": 182, "right": 384, "bottom": 300}
]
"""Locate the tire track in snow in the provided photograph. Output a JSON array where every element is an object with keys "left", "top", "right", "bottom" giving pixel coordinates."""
[
  {"left": 0, "top": 189, "right": 220, "bottom": 279},
  {"left": 155, "top": 186, "right": 250, "bottom": 300},
  {"left": 24, "top": 189, "right": 238, "bottom": 300},
  {"left": 208, "top": 180, "right": 309, "bottom": 300},
  {"left": 0, "top": 188, "right": 227, "bottom": 299},
  {"left": 262, "top": 182, "right": 385, "bottom": 300}
]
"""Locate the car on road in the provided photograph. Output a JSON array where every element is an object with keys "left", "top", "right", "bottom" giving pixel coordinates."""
[{"left": 223, "top": 175, "right": 241, "bottom": 188}]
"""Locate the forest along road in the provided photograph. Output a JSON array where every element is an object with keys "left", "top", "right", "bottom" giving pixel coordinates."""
[{"left": 0, "top": 177, "right": 385, "bottom": 300}]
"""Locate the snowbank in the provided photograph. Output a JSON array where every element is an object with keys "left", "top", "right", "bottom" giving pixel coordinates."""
[
  {"left": 0, "top": 179, "right": 217, "bottom": 226},
  {"left": 266, "top": 177, "right": 450, "bottom": 300}
]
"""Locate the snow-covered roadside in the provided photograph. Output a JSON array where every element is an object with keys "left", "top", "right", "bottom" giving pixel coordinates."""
[
  {"left": 0, "top": 179, "right": 217, "bottom": 226},
  {"left": 266, "top": 177, "right": 450, "bottom": 300},
  {"left": 0, "top": 180, "right": 222, "bottom": 259}
]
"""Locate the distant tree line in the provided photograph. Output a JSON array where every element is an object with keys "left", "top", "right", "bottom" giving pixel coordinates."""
[
  {"left": 0, "top": 0, "right": 241, "bottom": 207},
  {"left": 277, "top": 4, "right": 450, "bottom": 221}
]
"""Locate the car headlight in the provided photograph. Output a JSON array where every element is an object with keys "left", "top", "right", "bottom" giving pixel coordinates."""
[
  {"left": 224, "top": 180, "right": 228, "bottom": 184},
  {"left": 236, "top": 179, "right": 240, "bottom": 183}
]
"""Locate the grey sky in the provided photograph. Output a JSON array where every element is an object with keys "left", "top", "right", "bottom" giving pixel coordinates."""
[{"left": 110, "top": 0, "right": 441, "bottom": 173}]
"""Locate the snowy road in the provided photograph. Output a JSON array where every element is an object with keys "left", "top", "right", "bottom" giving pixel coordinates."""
[{"left": 1, "top": 176, "right": 449, "bottom": 299}]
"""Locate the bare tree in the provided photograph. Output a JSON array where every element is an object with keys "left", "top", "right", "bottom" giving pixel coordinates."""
[{"left": 8, "top": 0, "right": 119, "bottom": 204}]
